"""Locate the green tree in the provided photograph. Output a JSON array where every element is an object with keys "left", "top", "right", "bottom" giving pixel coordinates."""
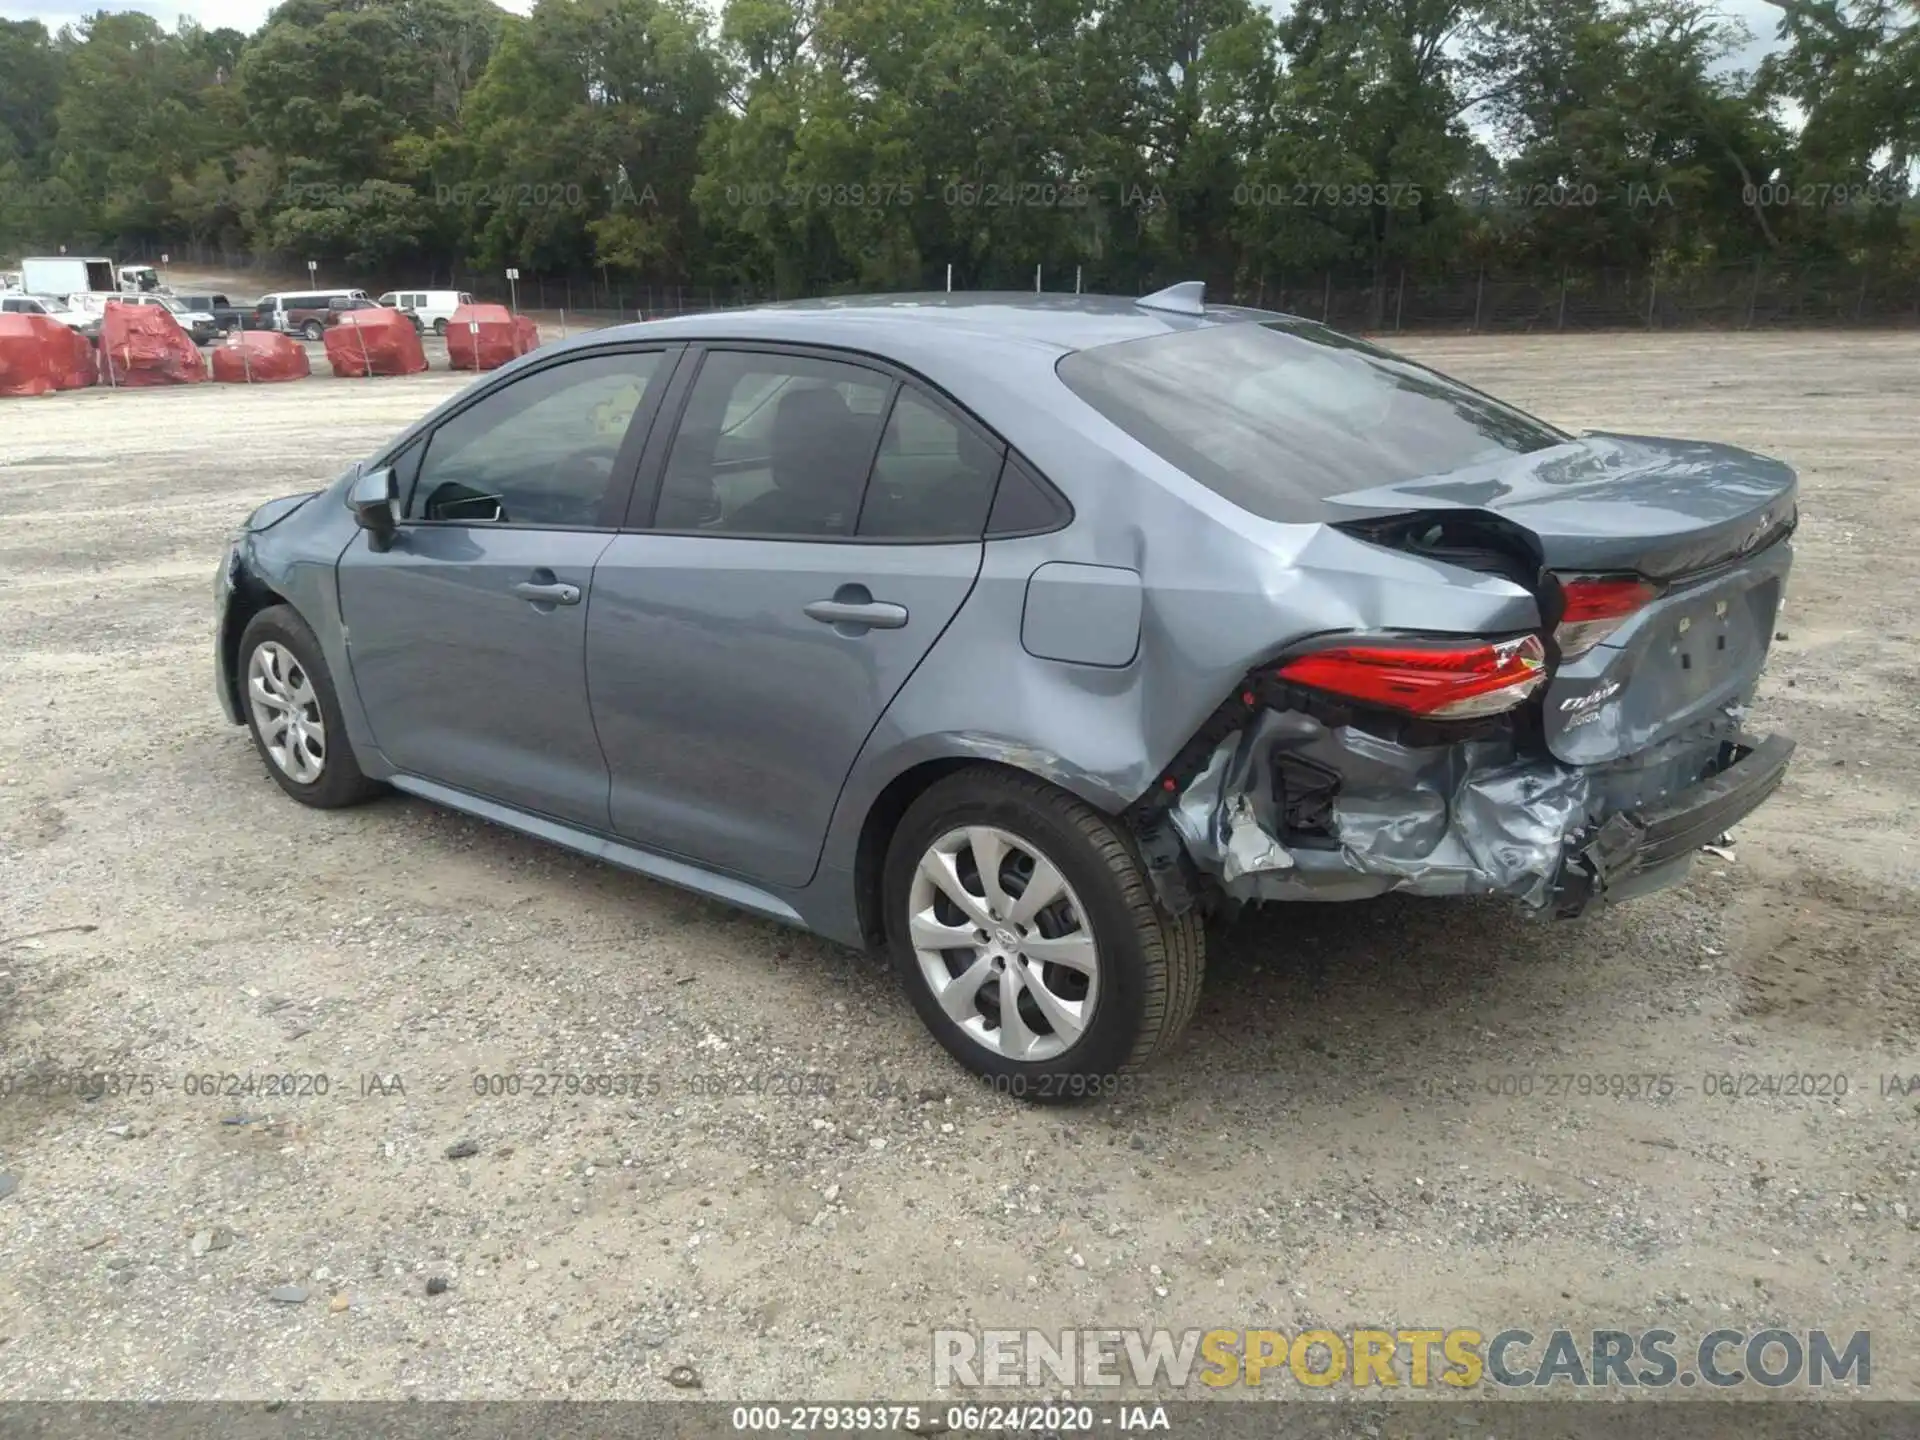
[
  {"left": 460, "top": 0, "right": 726, "bottom": 282},
  {"left": 1468, "top": 0, "right": 1786, "bottom": 268}
]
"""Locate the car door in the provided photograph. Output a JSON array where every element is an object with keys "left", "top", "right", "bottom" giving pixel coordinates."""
[
  {"left": 337, "top": 345, "right": 680, "bottom": 827},
  {"left": 586, "top": 346, "right": 1004, "bottom": 887}
]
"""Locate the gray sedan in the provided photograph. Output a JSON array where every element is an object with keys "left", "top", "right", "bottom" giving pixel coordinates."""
[{"left": 213, "top": 287, "right": 1796, "bottom": 1095}]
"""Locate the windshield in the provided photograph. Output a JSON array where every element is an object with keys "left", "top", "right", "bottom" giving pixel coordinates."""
[
  {"left": 1056, "top": 319, "right": 1569, "bottom": 520},
  {"left": 157, "top": 297, "right": 187, "bottom": 313}
]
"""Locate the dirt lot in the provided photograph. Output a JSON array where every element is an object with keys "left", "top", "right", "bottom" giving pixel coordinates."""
[{"left": 0, "top": 332, "right": 1915, "bottom": 1403}]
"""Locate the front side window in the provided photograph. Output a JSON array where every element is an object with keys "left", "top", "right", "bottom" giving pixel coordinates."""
[
  {"left": 653, "top": 351, "right": 891, "bottom": 536},
  {"left": 1056, "top": 319, "right": 1569, "bottom": 520},
  {"left": 858, "top": 391, "right": 1003, "bottom": 539},
  {"left": 409, "top": 351, "right": 664, "bottom": 528}
]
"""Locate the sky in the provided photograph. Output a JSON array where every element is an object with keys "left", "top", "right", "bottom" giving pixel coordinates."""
[{"left": 0, "top": 0, "right": 1791, "bottom": 72}]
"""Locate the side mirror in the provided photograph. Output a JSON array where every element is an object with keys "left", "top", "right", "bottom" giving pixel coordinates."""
[{"left": 349, "top": 466, "right": 399, "bottom": 551}]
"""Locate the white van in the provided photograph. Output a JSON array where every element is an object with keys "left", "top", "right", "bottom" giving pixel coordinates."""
[{"left": 376, "top": 289, "right": 474, "bottom": 335}]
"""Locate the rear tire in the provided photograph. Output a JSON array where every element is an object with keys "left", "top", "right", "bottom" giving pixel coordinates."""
[
  {"left": 302, "top": 320, "right": 324, "bottom": 341},
  {"left": 433, "top": 318, "right": 448, "bottom": 337},
  {"left": 237, "top": 605, "right": 383, "bottom": 809},
  {"left": 882, "top": 767, "right": 1204, "bottom": 1101}
]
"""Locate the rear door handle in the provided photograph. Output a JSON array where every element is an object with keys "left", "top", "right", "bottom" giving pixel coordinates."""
[
  {"left": 512, "top": 579, "right": 581, "bottom": 606},
  {"left": 805, "top": 597, "right": 908, "bottom": 630}
]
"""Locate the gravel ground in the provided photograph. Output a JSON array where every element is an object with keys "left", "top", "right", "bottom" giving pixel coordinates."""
[{"left": 0, "top": 331, "right": 1915, "bottom": 1402}]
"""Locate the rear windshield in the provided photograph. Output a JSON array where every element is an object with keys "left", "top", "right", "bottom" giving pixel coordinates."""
[{"left": 1056, "top": 319, "right": 1569, "bottom": 519}]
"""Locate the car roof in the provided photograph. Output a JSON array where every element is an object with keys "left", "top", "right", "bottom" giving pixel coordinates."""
[
  {"left": 557, "top": 291, "right": 1286, "bottom": 399},
  {"left": 605, "top": 291, "right": 1274, "bottom": 350},
  {"left": 497, "top": 291, "right": 1292, "bottom": 486}
]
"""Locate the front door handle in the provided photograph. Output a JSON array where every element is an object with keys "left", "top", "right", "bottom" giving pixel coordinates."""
[
  {"left": 805, "top": 578, "right": 910, "bottom": 631},
  {"left": 512, "top": 579, "right": 581, "bottom": 606}
]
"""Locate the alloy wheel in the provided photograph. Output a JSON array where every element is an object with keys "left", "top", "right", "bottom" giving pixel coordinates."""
[
  {"left": 247, "top": 641, "right": 326, "bottom": 784},
  {"left": 906, "top": 826, "right": 1100, "bottom": 1062}
]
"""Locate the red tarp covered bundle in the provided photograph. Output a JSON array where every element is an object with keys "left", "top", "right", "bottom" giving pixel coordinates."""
[
  {"left": 212, "top": 330, "right": 313, "bottom": 383},
  {"left": 50, "top": 322, "right": 99, "bottom": 390},
  {"left": 445, "top": 304, "right": 541, "bottom": 371},
  {"left": 100, "top": 301, "right": 207, "bottom": 386},
  {"left": 324, "top": 308, "right": 429, "bottom": 377},
  {"left": 0, "top": 314, "right": 96, "bottom": 396}
]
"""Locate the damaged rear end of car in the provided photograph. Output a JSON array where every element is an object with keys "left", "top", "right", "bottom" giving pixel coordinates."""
[{"left": 1060, "top": 315, "right": 1797, "bottom": 920}]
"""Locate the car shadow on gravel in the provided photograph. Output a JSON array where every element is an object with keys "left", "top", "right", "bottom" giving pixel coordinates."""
[{"left": 1108, "top": 893, "right": 1643, "bottom": 1113}]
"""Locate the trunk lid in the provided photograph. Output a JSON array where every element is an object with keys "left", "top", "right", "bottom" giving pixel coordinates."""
[{"left": 1325, "top": 432, "right": 1797, "bottom": 765}]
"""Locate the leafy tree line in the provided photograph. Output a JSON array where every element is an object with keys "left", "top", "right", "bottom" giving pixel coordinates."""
[{"left": 0, "top": 0, "right": 1915, "bottom": 297}]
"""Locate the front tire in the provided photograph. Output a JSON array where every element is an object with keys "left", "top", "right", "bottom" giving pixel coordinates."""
[
  {"left": 433, "top": 318, "right": 448, "bottom": 337},
  {"left": 883, "top": 767, "right": 1204, "bottom": 1099},
  {"left": 238, "top": 605, "right": 382, "bottom": 809}
]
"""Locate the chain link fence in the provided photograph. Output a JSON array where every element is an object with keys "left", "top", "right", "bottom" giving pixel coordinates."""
[
  {"left": 59, "top": 243, "right": 1920, "bottom": 333},
  {"left": 1239, "top": 262, "right": 1920, "bottom": 332},
  {"left": 423, "top": 260, "right": 1920, "bottom": 333}
]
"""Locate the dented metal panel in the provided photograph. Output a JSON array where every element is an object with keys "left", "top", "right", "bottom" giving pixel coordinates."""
[{"left": 1169, "top": 701, "right": 1751, "bottom": 912}]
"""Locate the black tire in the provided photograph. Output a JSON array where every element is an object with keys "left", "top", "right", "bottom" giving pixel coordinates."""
[
  {"left": 433, "top": 318, "right": 448, "bottom": 337},
  {"left": 236, "top": 604, "right": 383, "bottom": 809},
  {"left": 883, "top": 766, "right": 1204, "bottom": 1100},
  {"left": 302, "top": 319, "right": 324, "bottom": 341}
]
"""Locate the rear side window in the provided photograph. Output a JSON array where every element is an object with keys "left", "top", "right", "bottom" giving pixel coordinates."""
[
  {"left": 986, "top": 454, "right": 1072, "bottom": 535},
  {"left": 1056, "top": 319, "right": 1569, "bottom": 519},
  {"left": 858, "top": 391, "right": 1003, "bottom": 539},
  {"left": 653, "top": 351, "right": 891, "bottom": 537}
]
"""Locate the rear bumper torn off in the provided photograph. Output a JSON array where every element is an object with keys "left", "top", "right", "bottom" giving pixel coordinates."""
[
  {"left": 1162, "top": 707, "right": 1790, "bottom": 916},
  {"left": 1557, "top": 733, "right": 1793, "bottom": 915}
]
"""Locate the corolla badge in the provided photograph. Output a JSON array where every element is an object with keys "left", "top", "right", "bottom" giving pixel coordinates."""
[{"left": 1561, "top": 680, "right": 1623, "bottom": 728}]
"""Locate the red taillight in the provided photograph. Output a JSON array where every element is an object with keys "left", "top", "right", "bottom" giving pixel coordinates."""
[
  {"left": 1276, "top": 635, "right": 1548, "bottom": 719},
  {"left": 1555, "top": 576, "right": 1658, "bottom": 656}
]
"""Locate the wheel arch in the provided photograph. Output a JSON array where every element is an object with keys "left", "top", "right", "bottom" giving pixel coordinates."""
[
  {"left": 220, "top": 562, "right": 291, "bottom": 722},
  {"left": 844, "top": 744, "right": 1133, "bottom": 950}
]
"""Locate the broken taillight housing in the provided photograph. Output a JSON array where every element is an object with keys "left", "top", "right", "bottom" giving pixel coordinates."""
[
  {"left": 1554, "top": 576, "right": 1659, "bottom": 656},
  {"left": 1276, "top": 635, "right": 1548, "bottom": 720}
]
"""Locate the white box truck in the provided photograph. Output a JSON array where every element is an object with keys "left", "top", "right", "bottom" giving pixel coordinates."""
[{"left": 20, "top": 256, "right": 119, "bottom": 298}]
